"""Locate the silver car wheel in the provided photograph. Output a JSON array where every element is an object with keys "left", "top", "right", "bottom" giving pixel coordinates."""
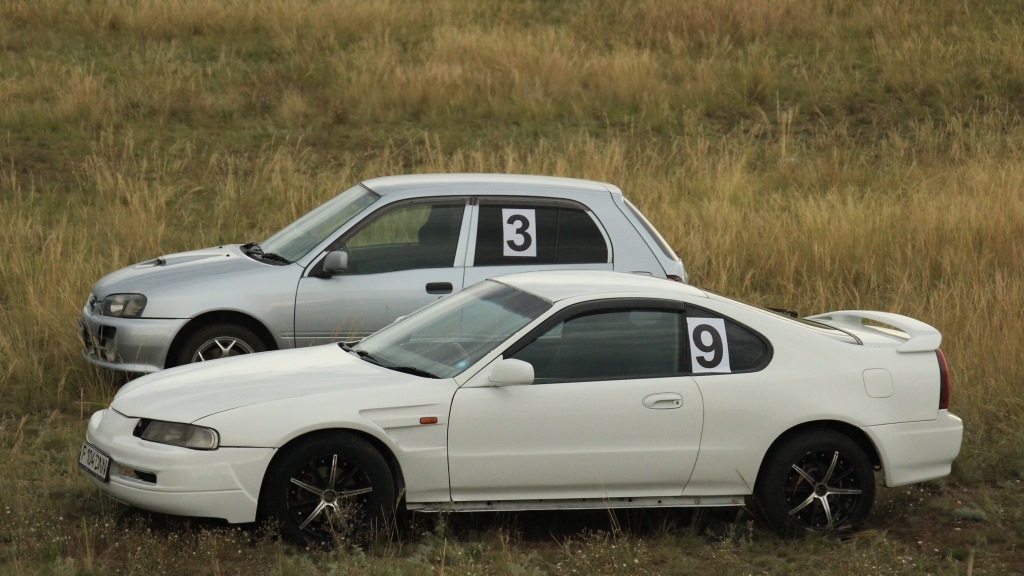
[
  {"left": 190, "top": 336, "right": 256, "bottom": 362},
  {"left": 174, "top": 322, "right": 268, "bottom": 367}
]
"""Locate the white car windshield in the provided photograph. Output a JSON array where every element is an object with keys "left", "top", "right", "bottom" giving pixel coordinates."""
[
  {"left": 353, "top": 280, "right": 552, "bottom": 379},
  {"left": 260, "top": 185, "right": 380, "bottom": 262}
]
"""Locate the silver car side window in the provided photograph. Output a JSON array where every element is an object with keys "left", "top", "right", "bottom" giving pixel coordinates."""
[
  {"left": 339, "top": 201, "right": 465, "bottom": 274},
  {"left": 474, "top": 203, "right": 608, "bottom": 266}
]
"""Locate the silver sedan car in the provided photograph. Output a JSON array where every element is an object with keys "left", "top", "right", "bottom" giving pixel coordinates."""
[{"left": 78, "top": 174, "right": 687, "bottom": 374}]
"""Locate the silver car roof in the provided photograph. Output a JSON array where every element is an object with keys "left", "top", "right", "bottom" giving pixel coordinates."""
[{"left": 361, "top": 173, "right": 620, "bottom": 197}]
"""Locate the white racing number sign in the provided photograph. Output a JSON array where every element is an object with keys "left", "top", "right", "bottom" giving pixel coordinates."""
[
  {"left": 687, "top": 317, "right": 732, "bottom": 374},
  {"left": 502, "top": 208, "right": 537, "bottom": 257}
]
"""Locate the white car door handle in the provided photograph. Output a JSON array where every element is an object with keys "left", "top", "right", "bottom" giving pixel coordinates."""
[{"left": 642, "top": 393, "right": 683, "bottom": 410}]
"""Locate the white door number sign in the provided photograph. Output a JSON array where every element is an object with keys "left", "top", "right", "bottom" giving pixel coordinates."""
[
  {"left": 502, "top": 208, "right": 537, "bottom": 257},
  {"left": 687, "top": 317, "right": 732, "bottom": 373}
]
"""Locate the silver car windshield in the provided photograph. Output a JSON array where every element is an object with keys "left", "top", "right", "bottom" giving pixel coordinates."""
[
  {"left": 353, "top": 280, "right": 552, "bottom": 379},
  {"left": 260, "top": 185, "right": 380, "bottom": 262}
]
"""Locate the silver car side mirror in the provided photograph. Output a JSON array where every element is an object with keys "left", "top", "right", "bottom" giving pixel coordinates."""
[
  {"left": 488, "top": 358, "right": 534, "bottom": 386},
  {"left": 322, "top": 250, "right": 349, "bottom": 275}
]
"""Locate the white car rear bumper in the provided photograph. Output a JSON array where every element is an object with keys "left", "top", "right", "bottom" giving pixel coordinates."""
[{"left": 866, "top": 411, "right": 964, "bottom": 487}]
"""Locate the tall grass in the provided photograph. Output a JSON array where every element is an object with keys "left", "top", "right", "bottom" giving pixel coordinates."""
[{"left": 2, "top": 0, "right": 1023, "bottom": 573}]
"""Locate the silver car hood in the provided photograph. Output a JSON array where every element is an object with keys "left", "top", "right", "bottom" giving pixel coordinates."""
[
  {"left": 111, "top": 345, "right": 394, "bottom": 423},
  {"left": 91, "top": 245, "right": 266, "bottom": 297}
]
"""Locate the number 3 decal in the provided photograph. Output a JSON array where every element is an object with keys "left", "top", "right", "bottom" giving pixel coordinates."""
[
  {"left": 502, "top": 208, "right": 537, "bottom": 257},
  {"left": 687, "top": 317, "right": 732, "bottom": 373}
]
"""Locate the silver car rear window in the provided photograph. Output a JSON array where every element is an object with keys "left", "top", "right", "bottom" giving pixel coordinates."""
[{"left": 624, "top": 199, "right": 679, "bottom": 261}]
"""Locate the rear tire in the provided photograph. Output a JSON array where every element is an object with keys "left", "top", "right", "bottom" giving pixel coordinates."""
[
  {"left": 754, "top": 429, "right": 875, "bottom": 536},
  {"left": 260, "top": 433, "right": 396, "bottom": 545},
  {"left": 176, "top": 323, "right": 265, "bottom": 366}
]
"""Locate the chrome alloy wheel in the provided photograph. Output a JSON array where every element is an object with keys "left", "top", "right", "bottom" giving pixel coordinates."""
[{"left": 189, "top": 336, "right": 255, "bottom": 362}]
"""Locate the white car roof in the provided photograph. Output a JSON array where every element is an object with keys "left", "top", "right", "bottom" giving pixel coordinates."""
[
  {"left": 361, "top": 173, "right": 619, "bottom": 198},
  {"left": 490, "top": 270, "right": 708, "bottom": 302}
]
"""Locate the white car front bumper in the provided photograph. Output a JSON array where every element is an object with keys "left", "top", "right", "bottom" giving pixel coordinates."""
[{"left": 83, "top": 409, "right": 276, "bottom": 524}]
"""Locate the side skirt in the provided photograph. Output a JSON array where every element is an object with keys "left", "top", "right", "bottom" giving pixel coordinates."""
[{"left": 407, "top": 495, "right": 745, "bottom": 513}]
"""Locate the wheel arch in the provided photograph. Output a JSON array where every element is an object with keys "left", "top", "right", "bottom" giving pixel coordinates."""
[
  {"left": 754, "top": 420, "right": 881, "bottom": 490},
  {"left": 255, "top": 428, "right": 407, "bottom": 519},
  {"left": 165, "top": 310, "right": 278, "bottom": 368}
]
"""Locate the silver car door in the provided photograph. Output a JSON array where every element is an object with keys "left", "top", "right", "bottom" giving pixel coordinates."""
[{"left": 293, "top": 199, "right": 470, "bottom": 345}]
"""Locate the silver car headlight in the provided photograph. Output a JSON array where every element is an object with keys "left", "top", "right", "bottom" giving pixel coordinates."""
[
  {"left": 134, "top": 419, "right": 219, "bottom": 450},
  {"left": 99, "top": 293, "right": 147, "bottom": 318}
]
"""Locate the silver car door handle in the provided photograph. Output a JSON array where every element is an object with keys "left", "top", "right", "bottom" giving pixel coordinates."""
[
  {"left": 642, "top": 392, "right": 683, "bottom": 410},
  {"left": 426, "top": 282, "right": 454, "bottom": 295}
]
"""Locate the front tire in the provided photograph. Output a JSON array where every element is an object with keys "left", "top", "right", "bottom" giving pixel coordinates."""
[
  {"left": 176, "top": 323, "right": 265, "bottom": 365},
  {"left": 755, "top": 429, "right": 875, "bottom": 536},
  {"left": 260, "top": 433, "right": 396, "bottom": 545}
]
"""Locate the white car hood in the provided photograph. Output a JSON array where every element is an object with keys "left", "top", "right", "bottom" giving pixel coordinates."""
[{"left": 111, "top": 345, "right": 402, "bottom": 423}]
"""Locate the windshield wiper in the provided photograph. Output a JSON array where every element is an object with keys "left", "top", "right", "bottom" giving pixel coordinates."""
[
  {"left": 354, "top": 349, "right": 383, "bottom": 366},
  {"left": 388, "top": 365, "right": 440, "bottom": 379},
  {"left": 243, "top": 242, "right": 290, "bottom": 264},
  {"left": 352, "top": 349, "right": 439, "bottom": 378},
  {"left": 259, "top": 251, "right": 290, "bottom": 264}
]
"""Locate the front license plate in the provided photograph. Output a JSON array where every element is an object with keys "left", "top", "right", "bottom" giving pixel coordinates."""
[{"left": 79, "top": 442, "right": 111, "bottom": 482}]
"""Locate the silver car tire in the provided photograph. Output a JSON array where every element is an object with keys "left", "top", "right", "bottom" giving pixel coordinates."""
[
  {"left": 754, "top": 429, "right": 875, "bottom": 537},
  {"left": 176, "top": 323, "right": 266, "bottom": 365}
]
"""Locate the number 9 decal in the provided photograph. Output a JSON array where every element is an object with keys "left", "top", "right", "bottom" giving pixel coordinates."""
[
  {"left": 502, "top": 208, "right": 537, "bottom": 257},
  {"left": 687, "top": 317, "right": 731, "bottom": 374}
]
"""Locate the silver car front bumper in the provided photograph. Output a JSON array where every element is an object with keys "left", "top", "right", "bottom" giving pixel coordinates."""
[{"left": 79, "top": 305, "right": 188, "bottom": 374}]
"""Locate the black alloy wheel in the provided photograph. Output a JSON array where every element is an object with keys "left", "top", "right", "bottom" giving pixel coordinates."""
[
  {"left": 755, "top": 429, "right": 875, "bottom": 536},
  {"left": 260, "top": 433, "right": 396, "bottom": 545}
]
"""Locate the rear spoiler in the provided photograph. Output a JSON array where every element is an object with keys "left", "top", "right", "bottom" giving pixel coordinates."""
[{"left": 805, "top": 310, "right": 941, "bottom": 353}]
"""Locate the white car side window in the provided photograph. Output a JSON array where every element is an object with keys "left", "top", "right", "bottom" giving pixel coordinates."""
[
  {"left": 684, "top": 307, "right": 772, "bottom": 374},
  {"left": 510, "top": 308, "right": 684, "bottom": 383}
]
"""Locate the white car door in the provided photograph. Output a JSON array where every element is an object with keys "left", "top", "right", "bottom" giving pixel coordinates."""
[
  {"left": 293, "top": 200, "right": 470, "bottom": 345},
  {"left": 447, "top": 305, "right": 704, "bottom": 501}
]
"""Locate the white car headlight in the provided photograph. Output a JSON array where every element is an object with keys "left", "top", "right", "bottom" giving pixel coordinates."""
[
  {"left": 134, "top": 419, "right": 219, "bottom": 450},
  {"left": 100, "top": 293, "right": 147, "bottom": 318}
]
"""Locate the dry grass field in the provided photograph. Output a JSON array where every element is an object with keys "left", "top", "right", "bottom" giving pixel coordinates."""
[{"left": 2, "top": 0, "right": 1023, "bottom": 573}]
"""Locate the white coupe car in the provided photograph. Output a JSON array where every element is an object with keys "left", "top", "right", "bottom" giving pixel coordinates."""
[{"left": 80, "top": 271, "right": 963, "bottom": 542}]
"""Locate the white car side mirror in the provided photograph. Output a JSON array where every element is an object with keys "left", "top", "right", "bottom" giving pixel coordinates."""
[{"left": 488, "top": 358, "right": 534, "bottom": 387}]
